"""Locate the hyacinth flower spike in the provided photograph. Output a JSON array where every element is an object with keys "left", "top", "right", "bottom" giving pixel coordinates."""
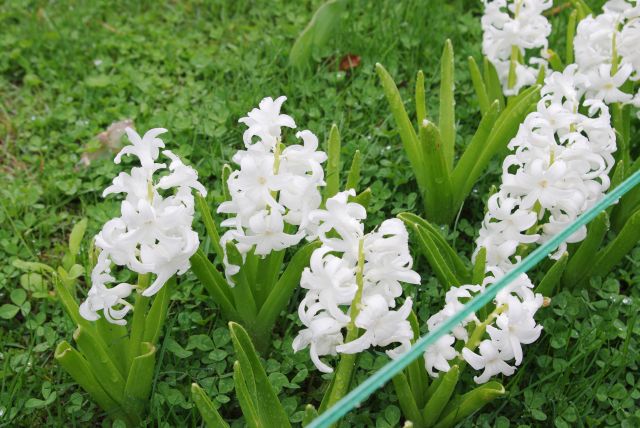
[
  {"left": 190, "top": 96, "right": 366, "bottom": 352},
  {"left": 55, "top": 127, "right": 205, "bottom": 426}
]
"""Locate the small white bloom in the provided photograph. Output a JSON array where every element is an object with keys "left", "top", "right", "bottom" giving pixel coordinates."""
[{"left": 462, "top": 340, "right": 516, "bottom": 384}]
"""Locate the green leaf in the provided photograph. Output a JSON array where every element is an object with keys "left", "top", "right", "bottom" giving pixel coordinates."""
[
  {"left": 450, "top": 101, "right": 499, "bottom": 208},
  {"left": 483, "top": 57, "right": 504, "bottom": 109},
  {"left": 196, "top": 194, "right": 225, "bottom": 263},
  {"left": 438, "top": 39, "right": 456, "bottom": 169},
  {"left": 123, "top": 342, "right": 156, "bottom": 418},
  {"left": 433, "top": 381, "right": 505, "bottom": 428},
  {"left": 73, "top": 326, "right": 127, "bottom": 402},
  {"left": 55, "top": 341, "right": 131, "bottom": 423},
  {"left": 566, "top": 9, "right": 577, "bottom": 65},
  {"left": 392, "top": 372, "right": 423, "bottom": 426},
  {"left": 10, "top": 288, "right": 27, "bottom": 306},
  {"left": 69, "top": 218, "right": 88, "bottom": 256},
  {"left": 226, "top": 242, "right": 258, "bottom": 324},
  {"left": 255, "top": 241, "right": 320, "bottom": 343},
  {"left": 452, "top": 85, "right": 539, "bottom": 208},
  {"left": 85, "top": 75, "right": 111, "bottom": 88},
  {"left": 468, "top": 57, "right": 490, "bottom": 115},
  {"left": 406, "top": 311, "right": 428, "bottom": 408},
  {"left": 422, "top": 365, "right": 459, "bottom": 427},
  {"left": 414, "top": 225, "right": 461, "bottom": 289},
  {"left": 353, "top": 188, "right": 372, "bottom": 209},
  {"left": 289, "top": 0, "right": 346, "bottom": 68},
  {"left": 0, "top": 304, "right": 19, "bottom": 319},
  {"left": 399, "top": 212, "right": 469, "bottom": 284},
  {"left": 302, "top": 404, "right": 319, "bottom": 426},
  {"left": 547, "top": 49, "right": 564, "bottom": 71},
  {"left": 166, "top": 338, "right": 193, "bottom": 359},
  {"left": 53, "top": 276, "right": 95, "bottom": 332},
  {"left": 590, "top": 208, "right": 640, "bottom": 279},
  {"left": 12, "top": 259, "right": 55, "bottom": 274},
  {"left": 376, "top": 63, "right": 426, "bottom": 191},
  {"left": 419, "top": 120, "right": 453, "bottom": 223},
  {"left": 190, "top": 249, "right": 238, "bottom": 321},
  {"left": 191, "top": 383, "right": 230, "bottom": 428},
  {"left": 143, "top": 277, "right": 173, "bottom": 345},
  {"left": 229, "top": 322, "right": 292, "bottom": 428},
  {"left": 345, "top": 150, "right": 362, "bottom": 191},
  {"left": 472, "top": 247, "right": 486, "bottom": 285},
  {"left": 221, "top": 164, "right": 232, "bottom": 202},
  {"left": 563, "top": 211, "right": 609, "bottom": 288},
  {"left": 324, "top": 124, "right": 341, "bottom": 203},
  {"left": 536, "top": 253, "right": 568, "bottom": 297},
  {"left": 233, "top": 361, "right": 261, "bottom": 428},
  {"left": 416, "top": 70, "right": 427, "bottom": 124}
]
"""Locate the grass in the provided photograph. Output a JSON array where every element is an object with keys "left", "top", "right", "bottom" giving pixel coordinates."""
[{"left": 0, "top": 0, "right": 638, "bottom": 426}]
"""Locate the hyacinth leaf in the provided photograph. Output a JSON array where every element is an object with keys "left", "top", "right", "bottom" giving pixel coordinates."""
[
  {"left": 566, "top": 9, "right": 577, "bottom": 64},
  {"left": 127, "top": 276, "right": 151, "bottom": 365},
  {"left": 195, "top": 194, "right": 225, "bottom": 262},
  {"left": 68, "top": 218, "right": 88, "bottom": 257},
  {"left": 416, "top": 70, "right": 427, "bottom": 125},
  {"left": 375, "top": 63, "right": 426, "bottom": 190},
  {"left": 392, "top": 372, "right": 424, "bottom": 426},
  {"left": 143, "top": 277, "right": 173, "bottom": 345},
  {"left": 221, "top": 163, "right": 232, "bottom": 202},
  {"left": 589, "top": 208, "right": 640, "bottom": 279},
  {"left": 226, "top": 242, "right": 258, "bottom": 322},
  {"left": 229, "top": 322, "right": 292, "bottom": 427},
  {"left": 255, "top": 241, "right": 320, "bottom": 343},
  {"left": 289, "top": 0, "right": 346, "bottom": 68},
  {"left": 569, "top": 0, "right": 592, "bottom": 16},
  {"left": 450, "top": 101, "right": 499, "bottom": 208},
  {"left": 73, "top": 326, "right": 126, "bottom": 402},
  {"left": 472, "top": 247, "right": 487, "bottom": 285},
  {"left": 414, "top": 225, "right": 461, "bottom": 288},
  {"left": 468, "top": 57, "right": 490, "bottom": 115},
  {"left": 407, "top": 311, "right": 428, "bottom": 408},
  {"left": 190, "top": 249, "right": 239, "bottom": 321},
  {"left": 353, "top": 187, "right": 372, "bottom": 208},
  {"left": 345, "top": 149, "right": 362, "bottom": 191},
  {"left": 453, "top": 85, "right": 539, "bottom": 208},
  {"left": 302, "top": 404, "right": 319, "bottom": 426},
  {"left": 191, "top": 383, "right": 230, "bottom": 428},
  {"left": 324, "top": 124, "right": 341, "bottom": 203},
  {"left": 438, "top": 39, "right": 456, "bottom": 169},
  {"left": 563, "top": 212, "right": 609, "bottom": 287},
  {"left": 536, "top": 252, "right": 568, "bottom": 296},
  {"left": 546, "top": 49, "right": 564, "bottom": 71},
  {"left": 233, "top": 361, "right": 262, "bottom": 428},
  {"left": 96, "top": 317, "right": 129, "bottom": 377},
  {"left": 482, "top": 57, "right": 504, "bottom": 109},
  {"left": 433, "top": 381, "right": 505, "bottom": 428},
  {"left": 123, "top": 342, "right": 156, "bottom": 417},
  {"left": 55, "top": 341, "right": 132, "bottom": 424},
  {"left": 422, "top": 365, "right": 459, "bottom": 427},
  {"left": 420, "top": 120, "right": 453, "bottom": 223},
  {"left": 398, "top": 212, "right": 469, "bottom": 282},
  {"left": 535, "top": 64, "right": 546, "bottom": 85},
  {"left": 53, "top": 275, "right": 95, "bottom": 333}
]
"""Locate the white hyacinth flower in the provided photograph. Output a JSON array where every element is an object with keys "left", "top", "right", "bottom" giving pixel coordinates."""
[
  {"left": 80, "top": 127, "right": 206, "bottom": 324},
  {"left": 294, "top": 191, "right": 420, "bottom": 373},
  {"left": 218, "top": 96, "right": 327, "bottom": 283}
]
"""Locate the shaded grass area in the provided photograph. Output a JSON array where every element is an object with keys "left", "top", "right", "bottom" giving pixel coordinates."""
[{"left": 0, "top": 0, "right": 638, "bottom": 426}]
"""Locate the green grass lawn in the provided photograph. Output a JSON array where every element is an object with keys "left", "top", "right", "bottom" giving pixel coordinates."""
[{"left": 1, "top": 0, "right": 638, "bottom": 426}]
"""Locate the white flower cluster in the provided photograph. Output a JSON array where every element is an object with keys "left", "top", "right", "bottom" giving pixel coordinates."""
[
  {"left": 79, "top": 128, "right": 206, "bottom": 325},
  {"left": 218, "top": 96, "right": 327, "bottom": 281},
  {"left": 482, "top": 0, "right": 552, "bottom": 95},
  {"left": 293, "top": 191, "right": 421, "bottom": 373},
  {"left": 574, "top": 0, "right": 640, "bottom": 105},
  {"left": 426, "top": 33, "right": 620, "bottom": 382}
]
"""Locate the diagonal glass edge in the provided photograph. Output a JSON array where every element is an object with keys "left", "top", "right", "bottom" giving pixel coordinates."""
[{"left": 309, "top": 168, "right": 640, "bottom": 428}]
